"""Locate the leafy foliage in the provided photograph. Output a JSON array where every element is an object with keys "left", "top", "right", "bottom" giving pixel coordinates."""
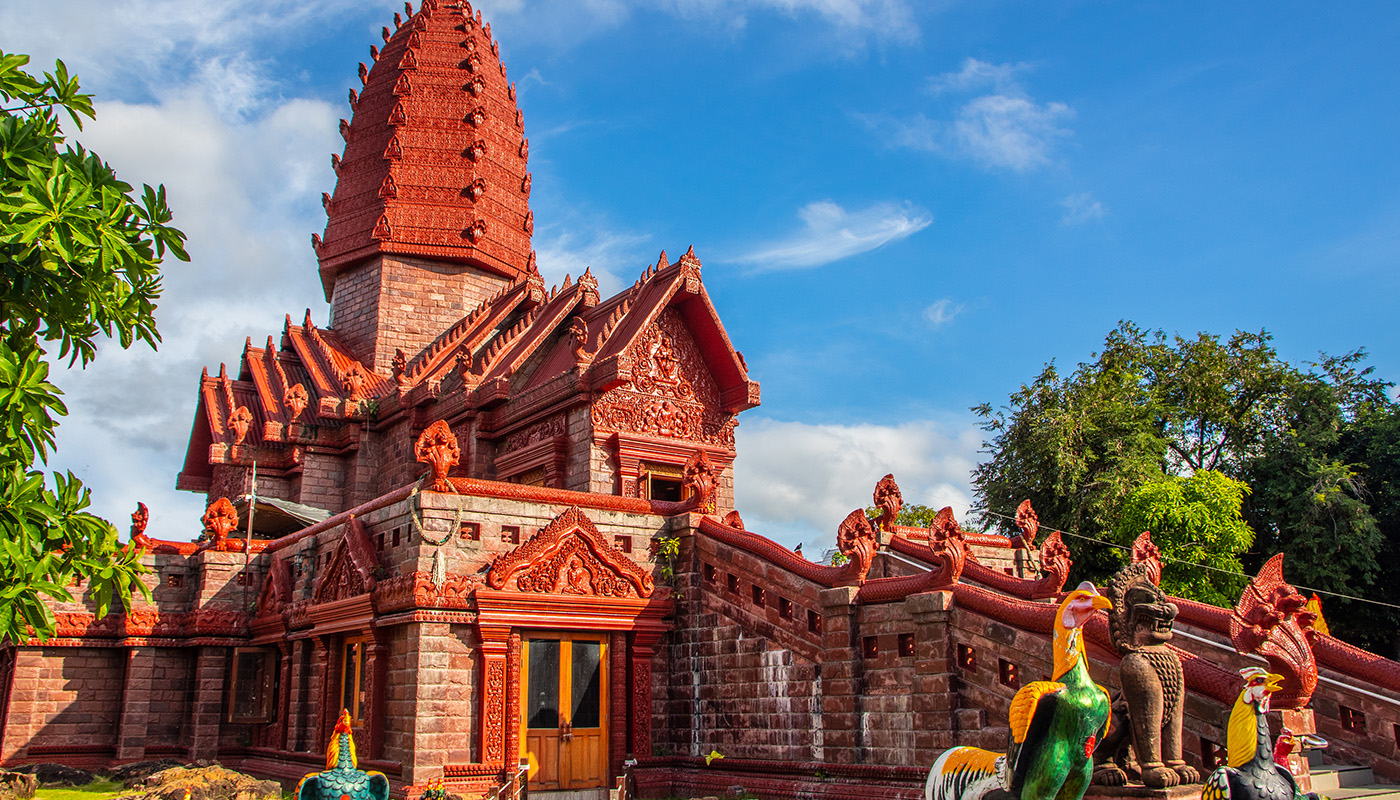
[
  {"left": 1115, "top": 470, "right": 1252, "bottom": 606},
  {"left": 972, "top": 322, "right": 1398, "bottom": 649},
  {"left": 0, "top": 51, "right": 187, "bottom": 642}
]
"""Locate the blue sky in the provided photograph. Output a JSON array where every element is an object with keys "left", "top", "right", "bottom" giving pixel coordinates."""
[{"left": 5, "top": 1, "right": 1398, "bottom": 550}]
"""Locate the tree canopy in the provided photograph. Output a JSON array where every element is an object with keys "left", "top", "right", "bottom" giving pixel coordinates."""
[
  {"left": 972, "top": 321, "right": 1398, "bottom": 650},
  {"left": 0, "top": 51, "right": 187, "bottom": 642}
]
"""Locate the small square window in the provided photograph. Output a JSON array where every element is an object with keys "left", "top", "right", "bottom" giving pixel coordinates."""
[
  {"left": 752, "top": 585, "right": 765, "bottom": 607},
  {"left": 1201, "top": 736, "right": 1227, "bottom": 770},
  {"left": 807, "top": 610, "right": 821, "bottom": 634},
  {"left": 703, "top": 563, "right": 717, "bottom": 583},
  {"left": 236, "top": 572, "right": 250, "bottom": 586},
  {"left": 460, "top": 522, "right": 480, "bottom": 541},
  {"left": 375, "top": 531, "right": 385, "bottom": 552},
  {"left": 166, "top": 574, "right": 183, "bottom": 589},
  {"left": 862, "top": 636, "right": 879, "bottom": 659},
  {"left": 727, "top": 573, "right": 739, "bottom": 593},
  {"left": 778, "top": 597, "right": 794, "bottom": 620},
  {"left": 1003, "top": 567, "right": 1014, "bottom": 576},
  {"left": 898, "top": 633, "right": 915, "bottom": 657},
  {"left": 957, "top": 643, "right": 976, "bottom": 671},
  {"left": 502, "top": 525, "right": 520, "bottom": 545},
  {"left": 1342, "top": 705, "right": 1367, "bottom": 733},
  {"left": 392, "top": 527, "right": 401, "bottom": 547},
  {"left": 999, "top": 658, "right": 1019, "bottom": 688},
  {"left": 614, "top": 535, "right": 632, "bottom": 553}
]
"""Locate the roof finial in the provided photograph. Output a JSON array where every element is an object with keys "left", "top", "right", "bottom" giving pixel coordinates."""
[
  {"left": 656, "top": 249, "right": 669, "bottom": 270},
  {"left": 358, "top": 62, "right": 369, "bottom": 85},
  {"left": 303, "top": 309, "right": 314, "bottom": 329},
  {"left": 370, "top": 44, "right": 379, "bottom": 61},
  {"left": 394, "top": 12, "right": 403, "bottom": 28},
  {"left": 381, "top": 26, "right": 391, "bottom": 43},
  {"left": 405, "top": 2, "right": 414, "bottom": 16},
  {"left": 347, "top": 87, "right": 358, "bottom": 107}
]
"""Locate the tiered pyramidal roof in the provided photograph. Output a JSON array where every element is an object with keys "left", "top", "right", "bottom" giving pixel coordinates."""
[{"left": 314, "top": 0, "right": 533, "bottom": 297}]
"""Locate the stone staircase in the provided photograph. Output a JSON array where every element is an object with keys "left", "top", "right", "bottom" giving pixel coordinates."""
[{"left": 1310, "top": 755, "right": 1400, "bottom": 800}]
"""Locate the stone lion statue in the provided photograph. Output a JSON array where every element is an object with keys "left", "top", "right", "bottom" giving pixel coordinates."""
[{"left": 1092, "top": 561, "right": 1200, "bottom": 788}]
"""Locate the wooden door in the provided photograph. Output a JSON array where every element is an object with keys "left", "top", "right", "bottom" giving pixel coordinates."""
[{"left": 520, "top": 635, "right": 608, "bottom": 789}]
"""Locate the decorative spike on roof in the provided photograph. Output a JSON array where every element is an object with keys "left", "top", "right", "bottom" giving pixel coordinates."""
[{"left": 316, "top": 0, "right": 533, "bottom": 299}]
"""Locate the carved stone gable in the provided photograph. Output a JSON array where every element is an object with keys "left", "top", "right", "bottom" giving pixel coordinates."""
[
  {"left": 591, "top": 308, "right": 736, "bottom": 449},
  {"left": 313, "top": 516, "right": 381, "bottom": 604},
  {"left": 486, "top": 506, "right": 654, "bottom": 598},
  {"left": 255, "top": 558, "right": 293, "bottom": 619}
]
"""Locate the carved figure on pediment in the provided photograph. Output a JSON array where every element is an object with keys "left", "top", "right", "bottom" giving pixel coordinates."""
[
  {"left": 873, "top": 474, "right": 902, "bottom": 532},
  {"left": 1230, "top": 554, "right": 1318, "bottom": 710},
  {"left": 570, "top": 317, "right": 590, "bottom": 364},
  {"left": 1038, "top": 530, "right": 1073, "bottom": 593},
  {"left": 836, "top": 509, "right": 877, "bottom": 584},
  {"left": 1093, "top": 561, "right": 1197, "bottom": 788},
  {"left": 228, "top": 405, "right": 253, "bottom": 444},
  {"left": 682, "top": 451, "right": 717, "bottom": 512},
  {"left": 284, "top": 382, "right": 309, "bottom": 420},
  {"left": 392, "top": 348, "right": 409, "bottom": 388},
  {"left": 343, "top": 363, "right": 369, "bottom": 401},
  {"left": 201, "top": 497, "right": 239, "bottom": 548},
  {"left": 130, "top": 502, "right": 150, "bottom": 548},
  {"left": 414, "top": 419, "right": 460, "bottom": 492},
  {"left": 486, "top": 506, "right": 654, "bottom": 598},
  {"left": 926, "top": 506, "right": 967, "bottom": 583},
  {"left": 1131, "top": 530, "right": 1163, "bottom": 587},
  {"left": 1014, "top": 498, "right": 1039, "bottom": 548}
]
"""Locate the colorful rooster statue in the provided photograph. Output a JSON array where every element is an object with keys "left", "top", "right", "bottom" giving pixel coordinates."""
[
  {"left": 1203, "top": 668, "right": 1325, "bottom": 800},
  {"left": 925, "top": 583, "right": 1112, "bottom": 800},
  {"left": 295, "top": 709, "right": 391, "bottom": 800},
  {"left": 1273, "top": 727, "right": 1328, "bottom": 772}
]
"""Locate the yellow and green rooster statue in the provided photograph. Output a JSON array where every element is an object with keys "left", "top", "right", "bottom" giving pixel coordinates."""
[
  {"left": 925, "top": 582, "right": 1112, "bottom": 800},
  {"left": 1203, "top": 668, "right": 1325, "bottom": 800},
  {"left": 295, "top": 709, "right": 391, "bottom": 800}
]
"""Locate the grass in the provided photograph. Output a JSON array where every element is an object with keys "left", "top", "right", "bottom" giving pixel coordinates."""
[{"left": 34, "top": 778, "right": 126, "bottom": 800}]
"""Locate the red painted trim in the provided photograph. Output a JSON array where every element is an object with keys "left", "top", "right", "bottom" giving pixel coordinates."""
[{"left": 696, "top": 516, "right": 861, "bottom": 587}]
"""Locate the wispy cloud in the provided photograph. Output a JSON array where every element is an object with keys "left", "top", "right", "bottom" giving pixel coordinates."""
[
  {"left": 733, "top": 200, "right": 932, "bottom": 270},
  {"left": 922, "top": 298, "right": 964, "bottom": 328},
  {"left": 532, "top": 225, "right": 652, "bottom": 297},
  {"left": 862, "top": 57, "right": 1074, "bottom": 172},
  {"left": 733, "top": 417, "right": 981, "bottom": 551},
  {"left": 1060, "top": 191, "right": 1107, "bottom": 225}
]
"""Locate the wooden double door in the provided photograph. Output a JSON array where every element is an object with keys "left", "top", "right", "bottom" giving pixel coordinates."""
[{"left": 519, "top": 634, "right": 608, "bottom": 790}]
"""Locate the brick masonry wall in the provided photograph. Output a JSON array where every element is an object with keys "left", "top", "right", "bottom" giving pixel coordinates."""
[
  {"left": 11, "top": 648, "right": 124, "bottom": 754},
  {"left": 330, "top": 255, "right": 510, "bottom": 374}
]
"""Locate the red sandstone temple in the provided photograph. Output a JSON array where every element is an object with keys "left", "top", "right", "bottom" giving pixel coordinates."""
[{"left": 4, "top": 3, "right": 1400, "bottom": 799}]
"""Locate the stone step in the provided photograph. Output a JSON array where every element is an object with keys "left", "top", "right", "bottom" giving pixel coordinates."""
[
  {"left": 1315, "top": 785, "right": 1400, "bottom": 800},
  {"left": 1312, "top": 765, "right": 1376, "bottom": 791}
]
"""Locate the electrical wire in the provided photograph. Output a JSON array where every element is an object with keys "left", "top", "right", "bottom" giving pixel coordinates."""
[{"left": 979, "top": 508, "right": 1400, "bottom": 612}]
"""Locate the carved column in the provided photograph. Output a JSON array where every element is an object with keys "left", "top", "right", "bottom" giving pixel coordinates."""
[
  {"left": 906, "top": 590, "right": 957, "bottom": 757},
  {"left": 628, "top": 631, "right": 664, "bottom": 758},
  {"left": 504, "top": 632, "right": 523, "bottom": 767},
  {"left": 368, "top": 629, "right": 389, "bottom": 760},
  {"left": 311, "top": 634, "right": 332, "bottom": 753},
  {"left": 478, "top": 622, "right": 511, "bottom": 764},
  {"left": 116, "top": 647, "right": 155, "bottom": 760},
  {"left": 275, "top": 643, "right": 293, "bottom": 752},
  {"left": 609, "top": 632, "right": 628, "bottom": 773},
  {"left": 819, "top": 585, "right": 862, "bottom": 765}
]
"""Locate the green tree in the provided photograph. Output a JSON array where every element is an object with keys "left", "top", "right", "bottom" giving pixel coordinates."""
[
  {"left": 1115, "top": 470, "right": 1253, "bottom": 607},
  {"left": 971, "top": 322, "right": 1394, "bottom": 642},
  {"left": 0, "top": 51, "right": 188, "bottom": 642}
]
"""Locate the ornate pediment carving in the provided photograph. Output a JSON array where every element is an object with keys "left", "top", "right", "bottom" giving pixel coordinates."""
[
  {"left": 591, "top": 308, "right": 736, "bottom": 449},
  {"left": 486, "top": 506, "right": 654, "bottom": 598},
  {"left": 313, "top": 516, "right": 381, "bottom": 604}
]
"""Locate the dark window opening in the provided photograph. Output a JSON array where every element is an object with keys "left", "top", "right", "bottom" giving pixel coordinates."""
[
  {"left": 502, "top": 525, "right": 521, "bottom": 545},
  {"left": 862, "top": 636, "right": 879, "bottom": 659},
  {"left": 727, "top": 573, "right": 739, "bottom": 593},
  {"left": 807, "top": 610, "right": 821, "bottom": 634},
  {"left": 703, "top": 563, "right": 717, "bottom": 583},
  {"left": 957, "top": 643, "right": 976, "bottom": 671},
  {"left": 392, "top": 528, "right": 401, "bottom": 547},
  {"left": 227, "top": 647, "right": 279, "bottom": 724},
  {"left": 898, "top": 633, "right": 915, "bottom": 657},
  {"left": 999, "top": 658, "right": 1019, "bottom": 688},
  {"left": 460, "top": 522, "right": 480, "bottom": 541},
  {"left": 1342, "top": 705, "right": 1367, "bottom": 733},
  {"left": 752, "top": 585, "right": 765, "bottom": 607},
  {"left": 614, "top": 535, "right": 633, "bottom": 553},
  {"left": 340, "top": 636, "right": 368, "bottom": 726},
  {"left": 1201, "top": 736, "right": 1227, "bottom": 770},
  {"left": 779, "top": 597, "right": 794, "bottom": 620},
  {"left": 167, "top": 574, "right": 183, "bottom": 588}
]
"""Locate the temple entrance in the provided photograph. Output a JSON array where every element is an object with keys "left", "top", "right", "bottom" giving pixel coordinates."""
[{"left": 520, "top": 634, "right": 608, "bottom": 790}]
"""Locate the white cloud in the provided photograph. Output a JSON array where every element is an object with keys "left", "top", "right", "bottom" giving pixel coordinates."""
[
  {"left": 928, "top": 57, "right": 1025, "bottom": 95},
  {"left": 863, "top": 58, "right": 1074, "bottom": 172},
  {"left": 1060, "top": 191, "right": 1107, "bottom": 225},
  {"left": 44, "top": 86, "right": 338, "bottom": 540},
  {"left": 733, "top": 417, "right": 982, "bottom": 552},
  {"left": 733, "top": 200, "right": 932, "bottom": 270},
  {"left": 922, "top": 298, "right": 963, "bottom": 328},
  {"left": 532, "top": 226, "right": 652, "bottom": 298}
]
